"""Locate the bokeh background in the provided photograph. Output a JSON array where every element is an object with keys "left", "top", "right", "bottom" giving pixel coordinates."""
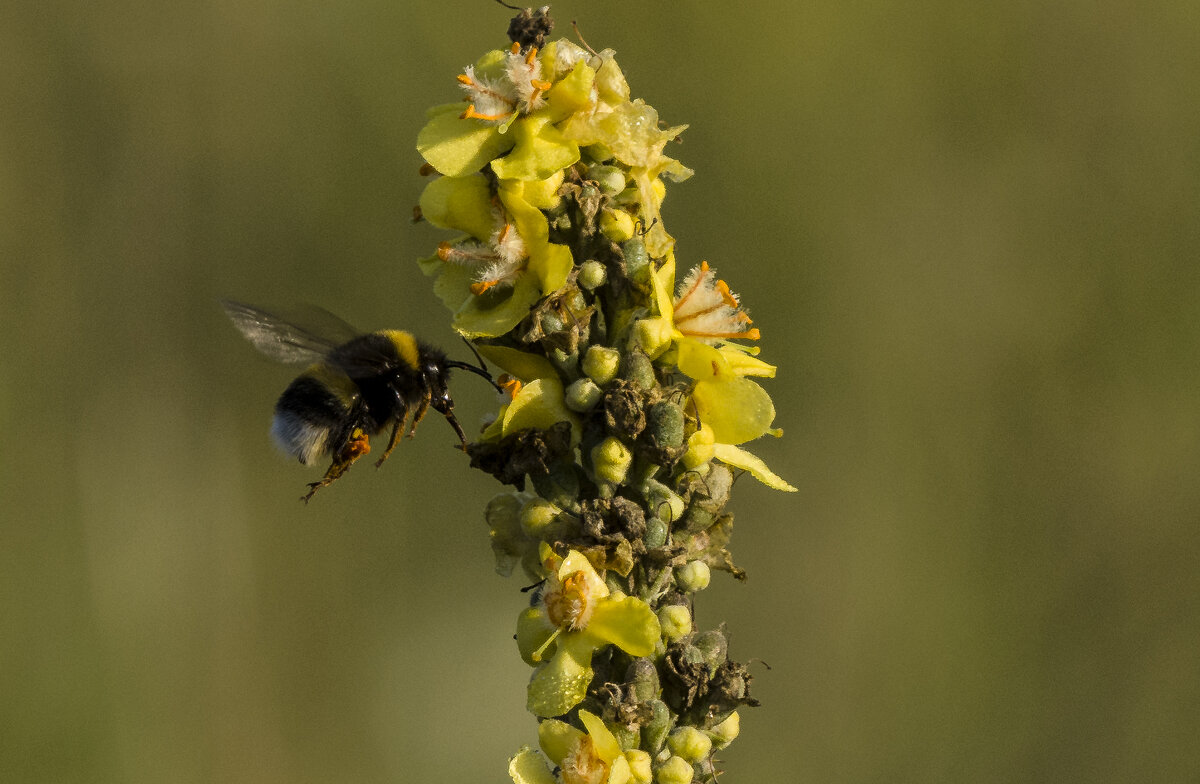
[{"left": 3, "top": 0, "right": 1199, "bottom": 781}]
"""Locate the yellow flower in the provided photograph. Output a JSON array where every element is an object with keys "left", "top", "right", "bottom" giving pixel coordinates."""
[
  {"left": 418, "top": 172, "right": 573, "bottom": 338},
  {"left": 518, "top": 547, "right": 660, "bottom": 717},
  {"left": 508, "top": 710, "right": 633, "bottom": 784},
  {"left": 474, "top": 345, "right": 581, "bottom": 445},
  {"left": 635, "top": 257, "right": 795, "bottom": 492}
]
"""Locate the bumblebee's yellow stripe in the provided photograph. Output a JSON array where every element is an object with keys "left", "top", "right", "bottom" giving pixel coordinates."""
[{"left": 381, "top": 330, "right": 420, "bottom": 371}]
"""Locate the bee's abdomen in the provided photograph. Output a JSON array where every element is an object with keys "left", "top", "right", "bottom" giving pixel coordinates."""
[{"left": 271, "top": 368, "right": 357, "bottom": 465}]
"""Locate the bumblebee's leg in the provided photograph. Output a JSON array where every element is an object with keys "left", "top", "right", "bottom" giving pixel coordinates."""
[
  {"left": 441, "top": 407, "right": 469, "bottom": 451},
  {"left": 375, "top": 405, "right": 409, "bottom": 469},
  {"left": 408, "top": 386, "right": 432, "bottom": 437},
  {"left": 303, "top": 428, "right": 370, "bottom": 502}
]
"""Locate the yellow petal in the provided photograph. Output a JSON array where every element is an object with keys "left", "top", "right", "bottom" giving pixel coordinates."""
[
  {"left": 501, "top": 378, "right": 582, "bottom": 444},
  {"left": 692, "top": 377, "right": 776, "bottom": 445},
  {"left": 585, "top": 595, "right": 660, "bottom": 657},
  {"left": 538, "top": 719, "right": 585, "bottom": 767},
  {"left": 476, "top": 345, "right": 559, "bottom": 382},
  {"left": 712, "top": 443, "right": 798, "bottom": 492},
  {"left": 579, "top": 710, "right": 622, "bottom": 763},
  {"left": 527, "top": 633, "right": 594, "bottom": 717},
  {"left": 509, "top": 746, "right": 558, "bottom": 784},
  {"left": 417, "top": 103, "right": 513, "bottom": 177},
  {"left": 559, "top": 549, "right": 609, "bottom": 598},
  {"left": 417, "top": 174, "right": 494, "bottom": 241}
]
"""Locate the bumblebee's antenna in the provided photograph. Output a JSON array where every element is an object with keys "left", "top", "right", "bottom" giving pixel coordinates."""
[{"left": 446, "top": 339, "right": 503, "bottom": 392}]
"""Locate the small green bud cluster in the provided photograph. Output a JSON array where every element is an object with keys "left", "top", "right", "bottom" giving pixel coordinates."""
[{"left": 415, "top": 8, "right": 791, "bottom": 782}]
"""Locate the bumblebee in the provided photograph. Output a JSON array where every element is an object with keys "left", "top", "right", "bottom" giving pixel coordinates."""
[{"left": 222, "top": 301, "right": 497, "bottom": 501}]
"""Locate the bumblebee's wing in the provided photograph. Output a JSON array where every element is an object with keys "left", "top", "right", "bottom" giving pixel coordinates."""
[{"left": 221, "top": 300, "right": 362, "bottom": 365}]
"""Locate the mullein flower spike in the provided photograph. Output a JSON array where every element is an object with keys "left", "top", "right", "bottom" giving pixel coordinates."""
[{"left": 415, "top": 9, "right": 795, "bottom": 781}]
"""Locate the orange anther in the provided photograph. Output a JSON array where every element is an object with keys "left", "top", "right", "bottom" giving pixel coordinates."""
[
  {"left": 716, "top": 279, "right": 739, "bottom": 308},
  {"left": 461, "top": 105, "right": 510, "bottom": 122},
  {"left": 470, "top": 279, "right": 500, "bottom": 295},
  {"left": 456, "top": 73, "right": 474, "bottom": 86},
  {"left": 498, "top": 374, "right": 523, "bottom": 399},
  {"left": 510, "top": 42, "right": 521, "bottom": 54},
  {"left": 524, "top": 46, "right": 539, "bottom": 65}
]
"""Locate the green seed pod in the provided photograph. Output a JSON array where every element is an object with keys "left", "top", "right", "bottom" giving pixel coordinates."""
[
  {"left": 667, "top": 726, "right": 712, "bottom": 764},
  {"left": 583, "top": 345, "right": 621, "bottom": 385},
  {"left": 707, "top": 711, "right": 740, "bottom": 749},
  {"left": 540, "top": 309, "right": 566, "bottom": 335},
  {"left": 654, "top": 755, "right": 695, "bottom": 784},
  {"left": 549, "top": 347, "right": 578, "bottom": 375},
  {"left": 692, "top": 628, "right": 728, "bottom": 670},
  {"left": 620, "top": 351, "right": 656, "bottom": 391},
  {"left": 565, "top": 377, "right": 603, "bottom": 412},
  {"left": 578, "top": 259, "right": 608, "bottom": 291},
  {"left": 682, "top": 507, "right": 714, "bottom": 534},
  {"left": 657, "top": 605, "right": 692, "bottom": 643},
  {"left": 643, "top": 479, "right": 685, "bottom": 527},
  {"left": 622, "top": 236, "right": 650, "bottom": 282},
  {"left": 627, "top": 657, "right": 661, "bottom": 702},
  {"left": 674, "top": 561, "right": 711, "bottom": 593},
  {"left": 642, "top": 699, "right": 673, "bottom": 754},
  {"left": 644, "top": 514, "right": 668, "bottom": 549},
  {"left": 611, "top": 723, "right": 640, "bottom": 751},
  {"left": 588, "top": 164, "right": 628, "bottom": 196},
  {"left": 646, "top": 400, "right": 685, "bottom": 450},
  {"left": 529, "top": 463, "right": 581, "bottom": 515}
]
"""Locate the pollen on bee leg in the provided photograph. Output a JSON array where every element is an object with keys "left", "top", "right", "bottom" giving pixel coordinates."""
[{"left": 345, "top": 428, "right": 371, "bottom": 460}]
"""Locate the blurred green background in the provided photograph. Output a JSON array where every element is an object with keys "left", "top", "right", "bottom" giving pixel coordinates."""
[{"left": 3, "top": 0, "right": 1199, "bottom": 781}]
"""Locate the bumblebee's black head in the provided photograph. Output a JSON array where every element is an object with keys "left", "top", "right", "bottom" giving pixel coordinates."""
[{"left": 418, "top": 346, "right": 455, "bottom": 415}]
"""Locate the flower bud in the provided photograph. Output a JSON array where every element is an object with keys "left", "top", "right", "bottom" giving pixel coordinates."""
[
  {"left": 601, "top": 208, "right": 636, "bottom": 242},
  {"left": 583, "top": 345, "right": 621, "bottom": 385},
  {"left": 585, "top": 142, "right": 614, "bottom": 163},
  {"left": 578, "top": 259, "right": 608, "bottom": 290},
  {"left": 682, "top": 424, "right": 715, "bottom": 470},
  {"left": 633, "top": 317, "right": 673, "bottom": 359},
  {"left": 657, "top": 605, "right": 692, "bottom": 642},
  {"left": 626, "top": 749, "right": 653, "bottom": 784},
  {"left": 588, "top": 164, "right": 627, "bottom": 196},
  {"left": 708, "top": 711, "right": 740, "bottom": 749},
  {"left": 519, "top": 497, "right": 561, "bottom": 538},
  {"left": 591, "top": 436, "right": 634, "bottom": 485},
  {"left": 654, "top": 755, "right": 694, "bottom": 784},
  {"left": 516, "top": 606, "right": 554, "bottom": 666},
  {"left": 667, "top": 726, "right": 712, "bottom": 764},
  {"left": 565, "top": 377, "right": 603, "bottom": 412},
  {"left": 674, "top": 561, "right": 710, "bottom": 593}
]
